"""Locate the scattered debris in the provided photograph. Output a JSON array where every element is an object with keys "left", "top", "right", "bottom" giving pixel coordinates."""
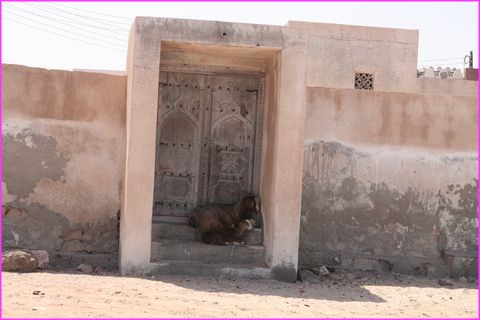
[
  {"left": 317, "top": 266, "right": 330, "bottom": 277},
  {"left": 30, "top": 250, "right": 49, "bottom": 269},
  {"left": 76, "top": 264, "right": 93, "bottom": 273},
  {"left": 94, "top": 266, "right": 103, "bottom": 274},
  {"left": 329, "top": 273, "right": 343, "bottom": 281},
  {"left": 2, "top": 250, "right": 38, "bottom": 272},
  {"left": 325, "top": 266, "right": 336, "bottom": 273},
  {"left": 298, "top": 269, "right": 320, "bottom": 284},
  {"left": 467, "top": 277, "right": 477, "bottom": 283},
  {"left": 32, "top": 291, "right": 41, "bottom": 295},
  {"left": 438, "top": 279, "right": 453, "bottom": 286},
  {"left": 459, "top": 276, "right": 468, "bottom": 282}
]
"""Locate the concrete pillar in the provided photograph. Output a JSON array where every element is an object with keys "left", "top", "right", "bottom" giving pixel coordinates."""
[
  {"left": 263, "top": 30, "right": 308, "bottom": 282},
  {"left": 119, "top": 20, "right": 161, "bottom": 274}
]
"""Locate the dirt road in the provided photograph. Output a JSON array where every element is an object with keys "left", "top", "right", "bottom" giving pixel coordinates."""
[{"left": 2, "top": 271, "right": 477, "bottom": 318}]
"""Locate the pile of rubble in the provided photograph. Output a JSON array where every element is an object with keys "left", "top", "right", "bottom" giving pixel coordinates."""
[
  {"left": 2, "top": 250, "right": 103, "bottom": 274},
  {"left": 298, "top": 265, "right": 477, "bottom": 287}
]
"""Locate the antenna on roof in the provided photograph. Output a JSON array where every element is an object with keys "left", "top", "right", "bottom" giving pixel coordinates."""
[{"left": 464, "top": 51, "right": 473, "bottom": 68}]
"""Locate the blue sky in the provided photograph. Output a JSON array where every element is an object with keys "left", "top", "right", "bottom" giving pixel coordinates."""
[{"left": 2, "top": 2, "right": 478, "bottom": 70}]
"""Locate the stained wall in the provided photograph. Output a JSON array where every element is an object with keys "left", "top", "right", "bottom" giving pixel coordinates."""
[
  {"left": 2, "top": 64, "right": 126, "bottom": 267},
  {"left": 300, "top": 86, "right": 478, "bottom": 277}
]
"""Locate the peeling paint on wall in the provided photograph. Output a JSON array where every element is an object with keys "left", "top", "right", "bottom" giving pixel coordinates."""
[
  {"left": 2, "top": 182, "right": 17, "bottom": 203},
  {"left": 300, "top": 140, "right": 478, "bottom": 277},
  {"left": 3, "top": 203, "right": 70, "bottom": 249},
  {"left": 2, "top": 127, "right": 67, "bottom": 200},
  {"left": 2, "top": 65, "right": 126, "bottom": 261},
  {"left": 2, "top": 120, "right": 122, "bottom": 255}
]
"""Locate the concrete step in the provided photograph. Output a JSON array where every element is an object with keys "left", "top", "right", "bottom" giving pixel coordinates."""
[
  {"left": 152, "top": 222, "right": 196, "bottom": 241},
  {"left": 152, "top": 222, "right": 263, "bottom": 245},
  {"left": 148, "top": 260, "right": 273, "bottom": 280},
  {"left": 151, "top": 239, "right": 266, "bottom": 266}
]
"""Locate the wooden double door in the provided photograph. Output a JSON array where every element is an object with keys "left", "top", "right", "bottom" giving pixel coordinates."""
[{"left": 153, "top": 71, "right": 263, "bottom": 223}]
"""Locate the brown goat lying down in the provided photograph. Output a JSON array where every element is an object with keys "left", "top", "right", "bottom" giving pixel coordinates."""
[
  {"left": 188, "top": 195, "right": 260, "bottom": 245},
  {"left": 203, "top": 219, "right": 253, "bottom": 245}
]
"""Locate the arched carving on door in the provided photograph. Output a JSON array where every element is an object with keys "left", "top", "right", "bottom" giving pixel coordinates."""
[
  {"left": 153, "top": 71, "right": 263, "bottom": 222},
  {"left": 209, "top": 116, "right": 252, "bottom": 203},
  {"left": 154, "top": 111, "right": 200, "bottom": 217}
]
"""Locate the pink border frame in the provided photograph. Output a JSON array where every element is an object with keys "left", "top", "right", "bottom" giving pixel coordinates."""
[{"left": 0, "top": 1, "right": 478, "bottom": 320}]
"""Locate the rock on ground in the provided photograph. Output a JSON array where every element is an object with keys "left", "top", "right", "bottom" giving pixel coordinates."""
[
  {"left": 317, "top": 265, "right": 330, "bottom": 277},
  {"left": 298, "top": 269, "right": 320, "bottom": 283},
  {"left": 76, "top": 264, "right": 93, "bottom": 273},
  {"left": 2, "top": 250, "right": 38, "bottom": 272},
  {"left": 438, "top": 278, "right": 453, "bottom": 286}
]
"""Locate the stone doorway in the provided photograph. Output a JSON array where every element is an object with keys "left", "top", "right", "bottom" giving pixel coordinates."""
[
  {"left": 121, "top": 22, "right": 307, "bottom": 281},
  {"left": 153, "top": 70, "right": 264, "bottom": 224}
]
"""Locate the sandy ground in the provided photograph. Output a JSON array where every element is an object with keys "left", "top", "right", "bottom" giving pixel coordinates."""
[{"left": 2, "top": 270, "right": 478, "bottom": 318}]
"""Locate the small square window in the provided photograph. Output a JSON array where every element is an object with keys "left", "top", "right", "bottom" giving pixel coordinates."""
[{"left": 355, "top": 73, "right": 374, "bottom": 90}]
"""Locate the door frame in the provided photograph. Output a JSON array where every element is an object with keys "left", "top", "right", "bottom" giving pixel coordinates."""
[{"left": 121, "top": 26, "right": 307, "bottom": 282}]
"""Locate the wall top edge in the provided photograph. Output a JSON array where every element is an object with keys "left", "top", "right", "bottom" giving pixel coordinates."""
[
  {"left": 306, "top": 86, "right": 479, "bottom": 99},
  {"left": 288, "top": 20, "right": 418, "bottom": 34},
  {"left": 2, "top": 63, "right": 127, "bottom": 77}
]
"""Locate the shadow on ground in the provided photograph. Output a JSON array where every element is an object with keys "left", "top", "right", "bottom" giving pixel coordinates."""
[{"left": 23, "top": 267, "right": 477, "bottom": 304}]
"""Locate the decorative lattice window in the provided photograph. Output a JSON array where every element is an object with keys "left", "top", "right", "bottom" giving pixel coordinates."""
[{"left": 354, "top": 72, "right": 374, "bottom": 90}]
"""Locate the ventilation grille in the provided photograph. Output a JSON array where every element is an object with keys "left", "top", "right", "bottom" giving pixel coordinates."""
[{"left": 354, "top": 73, "right": 374, "bottom": 90}]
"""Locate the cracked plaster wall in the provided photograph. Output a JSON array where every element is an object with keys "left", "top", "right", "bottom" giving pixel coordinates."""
[
  {"left": 301, "top": 87, "right": 478, "bottom": 277},
  {"left": 2, "top": 64, "right": 126, "bottom": 257}
]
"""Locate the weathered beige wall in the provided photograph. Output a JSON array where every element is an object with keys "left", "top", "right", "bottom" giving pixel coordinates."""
[
  {"left": 305, "top": 87, "right": 478, "bottom": 152},
  {"left": 301, "top": 86, "right": 478, "bottom": 277},
  {"left": 289, "top": 21, "right": 419, "bottom": 93},
  {"left": 2, "top": 64, "right": 126, "bottom": 258},
  {"left": 3, "top": 64, "right": 125, "bottom": 125}
]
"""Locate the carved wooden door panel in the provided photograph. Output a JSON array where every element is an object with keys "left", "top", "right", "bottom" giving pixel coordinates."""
[
  {"left": 153, "top": 72, "right": 206, "bottom": 222},
  {"left": 205, "top": 76, "right": 260, "bottom": 204},
  {"left": 154, "top": 71, "right": 262, "bottom": 222}
]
